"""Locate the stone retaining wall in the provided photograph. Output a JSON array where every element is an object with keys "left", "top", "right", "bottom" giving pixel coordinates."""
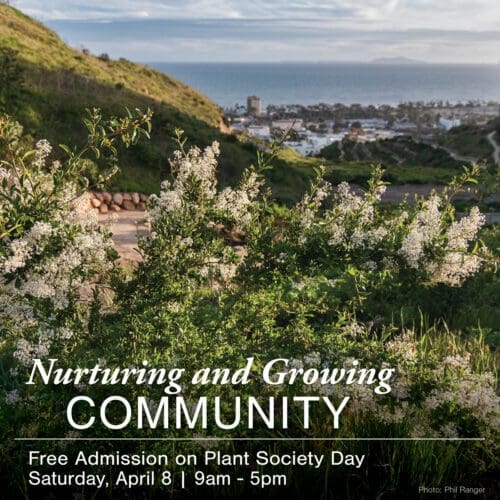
[{"left": 87, "top": 192, "right": 150, "bottom": 214}]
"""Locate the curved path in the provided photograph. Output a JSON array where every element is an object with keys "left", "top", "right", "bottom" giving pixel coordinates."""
[
  {"left": 99, "top": 211, "right": 149, "bottom": 267},
  {"left": 487, "top": 131, "right": 500, "bottom": 164}
]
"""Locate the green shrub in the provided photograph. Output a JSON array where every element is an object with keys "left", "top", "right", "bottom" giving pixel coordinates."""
[{"left": 0, "top": 123, "right": 498, "bottom": 498}]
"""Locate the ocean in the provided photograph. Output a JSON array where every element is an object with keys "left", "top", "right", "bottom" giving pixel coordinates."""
[{"left": 150, "top": 62, "right": 500, "bottom": 108}]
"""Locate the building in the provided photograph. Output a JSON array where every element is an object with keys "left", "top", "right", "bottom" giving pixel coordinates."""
[
  {"left": 247, "top": 96, "right": 262, "bottom": 116},
  {"left": 247, "top": 125, "right": 271, "bottom": 140},
  {"left": 271, "top": 119, "right": 304, "bottom": 132},
  {"left": 350, "top": 118, "right": 388, "bottom": 130},
  {"left": 438, "top": 117, "right": 461, "bottom": 131},
  {"left": 394, "top": 120, "right": 417, "bottom": 131}
]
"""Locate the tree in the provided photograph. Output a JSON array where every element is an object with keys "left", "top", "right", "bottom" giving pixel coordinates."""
[{"left": 0, "top": 47, "right": 24, "bottom": 113}]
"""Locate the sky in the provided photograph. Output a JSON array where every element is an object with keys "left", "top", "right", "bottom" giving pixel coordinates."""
[{"left": 10, "top": 0, "right": 500, "bottom": 63}]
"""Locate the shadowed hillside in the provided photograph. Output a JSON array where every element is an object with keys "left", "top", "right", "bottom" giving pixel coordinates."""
[{"left": 0, "top": 3, "right": 263, "bottom": 193}]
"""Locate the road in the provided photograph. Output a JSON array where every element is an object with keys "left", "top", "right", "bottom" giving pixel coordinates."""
[
  {"left": 487, "top": 131, "right": 500, "bottom": 164},
  {"left": 353, "top": 183, "right": 499, "bottom": 204}
]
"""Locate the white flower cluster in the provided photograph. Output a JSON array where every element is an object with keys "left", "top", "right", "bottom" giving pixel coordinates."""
[
  {"left": 1, "top": 140, "right": 114, "bottom": 366},
  {"left": 2, "top": 211, "right": 111, "bottom": 308},
  {"left": 286, "top": 329, "right": 498, "bottom": 438},
  {"left": 424, "top": 370, "right": 498, "bottom": 430},
  {"left": 296, "top": 177, "right": 332, "bottom": 231},
  {"left": 293, "top": 173, "right": 487, "bottom": 286},
  {"left": 148, "top": 142, "right": 262, "bottom": 229},
  {"left": 216, "top": 172, "right": 262, "bottom": 227},
  {"left": 148, "top": 143, "right": 220, "bottom": 222},
  {"left": 32, "top": 139, "right": 52, "bottom": 169},
  {"left": 2, "top": 222, "right": 52, "bottom": 273},
  {"left": 5, "top": 389, "right": 21, "bottom": 406},
  {"left": 426, "top": 207, "right": 485, "bottom": 286},
  {"left": 386, "top": 330, "right": 418, "bottom": 363},
  {"left": 296, "top": 180, "right": 389, "bottom": 250},
  {"left": 400, "top": 197, "right": 485, "bottom": 286}
]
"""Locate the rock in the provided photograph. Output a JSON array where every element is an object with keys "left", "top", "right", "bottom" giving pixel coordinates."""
[
  {"left": 91, "top": 198, "right": 101, "bottom": 208},
  {"left": 226, "top": 229, "right": 245, "bottom": 244},
  {"left": 122, "top": 200, "right": 136, "bottom": 211},
  {"left": 99, "top": 204, "right": 109, "bottom": 214},
  {"left": 139, "top": 193, "right": 149, "bottom": 202},
  {"left": 137, "top": 202, "right": 147, "bottom": 211},
  {"left": 102, "top": 192, "right": 112, "bottom": 203},
  {"left": 110, "top": 204, "right": 121, "bottom": 212},
  {"left": 113, "top": 193, "right": 123, "bottom": 205},
  {"left": 94, "top": 192, "right": 104, "bottom": 201},
  {"left": 122, "top": 193, "right": 132, "bottom": 201},
  {"left": 131, "top": 192, "right": 140, "bottom": 204},
  {"left": 86, "top": 193, "right": 94, "bottom": 208}
]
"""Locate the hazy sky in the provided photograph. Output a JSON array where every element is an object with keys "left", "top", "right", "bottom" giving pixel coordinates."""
[{"left": 12, "top": 0, "right": 500, "bottom": 63}]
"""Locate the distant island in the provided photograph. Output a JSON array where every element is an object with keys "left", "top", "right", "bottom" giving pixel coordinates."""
[{"left": 371, "top": 57, "right": 426, "bottom": 65}]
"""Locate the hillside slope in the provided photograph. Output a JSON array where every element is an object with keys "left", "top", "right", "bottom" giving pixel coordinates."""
[
  {"left": 436, "top": 119, "right": 500, "bottom": 164},
  {"left": 0, "top": 3, "right": 259, "bottom": 193},
  {"left": 320, "top": 136, "right": 464, "bottom": 169}
]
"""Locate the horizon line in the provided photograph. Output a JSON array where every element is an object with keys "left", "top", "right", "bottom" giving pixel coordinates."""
[{"left": 142, "top": 60, "right": 499, "bottom": 66}]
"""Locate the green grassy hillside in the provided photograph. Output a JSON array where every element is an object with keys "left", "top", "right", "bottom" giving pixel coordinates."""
[
  {"left": 277, "top": 147, "right": 461, "bottom": 188},
  {"left": 0, "top": 3, "right": 261, "bottom": 193},
  {"left": 321, "top": 136, "right": 464, "bottom": 168},
  {"left": 437, "top": 119, "right": 500, "bottom": 163}
]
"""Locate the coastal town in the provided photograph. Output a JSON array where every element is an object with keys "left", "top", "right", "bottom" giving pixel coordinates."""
[{"left": 227, "top": 96, "right": 500, "bottom": 156}]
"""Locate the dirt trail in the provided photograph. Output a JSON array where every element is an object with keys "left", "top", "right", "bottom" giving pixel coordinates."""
[
  {"left": 487, "top": 131, "right": 500, "bottom": 164},
  {"left": 352, "top": 184, "right": 499, "bottom": 203},
  {"left": 427, "top": 142, "right": 476, "bottom": 164},
  {"left": 98, "top": 211, "right": 149, "bottom": 267}
]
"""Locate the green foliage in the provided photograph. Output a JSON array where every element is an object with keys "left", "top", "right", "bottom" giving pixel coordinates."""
[
  {"left": 0, "top": 108, "right": 152, "bottom": 239},
  {"left": 321, "top": 136, "right": 464, "bottom": 169},
  {"left": 0, "top": 46, "right": 24, "bottom": 113},
  {"left": 437, "top": 119, "right": 500, "bottom": 163}
]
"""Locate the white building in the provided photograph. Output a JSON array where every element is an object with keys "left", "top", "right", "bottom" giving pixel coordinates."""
[
  {"left": 272, "top": 119, "right": 304, "bottom": 132},
  {"left": 247, "top": 125, "right": 271, "bottom": 140},
  {"left": 438, "top": 117, "right": 462, "bottom": 130},
  {"left": 353, "top": 118, "right": 388, "bottom": 130},
  {"left": 285, "top": 132, "right": 337, "bottom": 156},
  {"left": 394, "top": 120, "right": 417, "bottom": 131}
]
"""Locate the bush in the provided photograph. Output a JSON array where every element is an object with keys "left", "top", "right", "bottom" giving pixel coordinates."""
[
  {"left": 0, "top": 47, "right": 24, "bottom": 113},
  {"left": 0, "top": 124, "right": 498, "bottom": 497}
]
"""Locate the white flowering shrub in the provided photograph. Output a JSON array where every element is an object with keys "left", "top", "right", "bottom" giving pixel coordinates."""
[
  {"left": 120, "top": 131, "right": 264, "bottom": 315},
  {"left": 0, "top": 127, "right": 497, "bottom": 496},
  {"left": 277, "top": 329, "right": 499, "bottom": 441},
  {"left": 0, "top": 110, "right": 152, "bottom": 365},
  {"left": 281, "top": 165, "right": 488, "bottom": 288},
  {"left": 116, "top": 138, "right": 498, "bottom": 446}
]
